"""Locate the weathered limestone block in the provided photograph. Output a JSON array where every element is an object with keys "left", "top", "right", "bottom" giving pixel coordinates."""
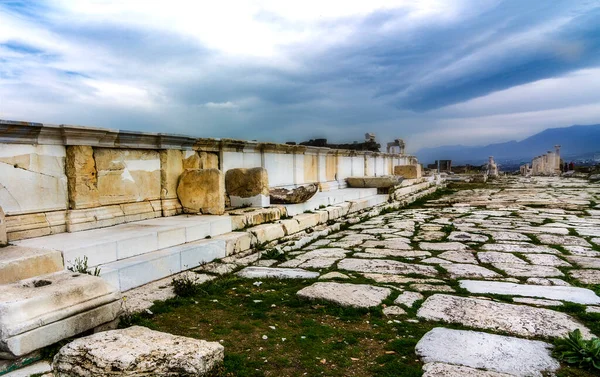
[
  {"left": 0, "top": 144, "right": 68, "bottom": 214},
  {"left": 159, "top": 149, "right": 183, "bottom": 200},
  {"left": 394, "top": 165, "right": 422, "bottom": 179},
  {"left": 249, "top": 223, "right": 285, "bottom": 244},
  {"left": 226, "top": 168, "right": 270, "bottom": 208},
  {"left": 94, "top": 149, "right": 161, "bottom": 206},
  {"left": 0, "top": 246, "right": 63, "bottom": 284},
  {"left": 346, "top": 176, "right": 403, "bottom": 188},
  {"left": 183, "top": 151, "right": 201, "bottom": 169},
  {"left": 53, "top": 326, "right": 224, "bottom": 377},
  {"left": 270, "top": 183, "right": 318, "bottom": 204},
  {"left": 0, "top": 271, "right": 121, "bottom": 358},
  {"left": 66, "top": 146, "right": 99, "bottom": 209},
  {"left": 177, "top": 169, "right": 225, "bottom": 215},
  {"left": 199, "top": 152, "right": 219, "bottom": 169},
  {"left": 0, "top": 206, "right": 6, "bottom": 246}
]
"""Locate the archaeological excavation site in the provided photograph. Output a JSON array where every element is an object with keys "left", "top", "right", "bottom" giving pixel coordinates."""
[{"left": 0, "top": 118, "right": 599, "bottom": 377}]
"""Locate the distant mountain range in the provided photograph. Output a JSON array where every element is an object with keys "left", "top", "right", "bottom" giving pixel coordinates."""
[{"left": 415, "top": 124, "right": 600, "bottom": 165}]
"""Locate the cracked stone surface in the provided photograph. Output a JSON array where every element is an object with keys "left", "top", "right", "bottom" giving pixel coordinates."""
[
  {"left": 416, "top": 328, "right": 559, "bottom": 376},
  {"left": 417, "top": 294, "right": 593, "bottom": 339},
  {"left": 297, "top": 282, "right": 391, "bottom": 308}
]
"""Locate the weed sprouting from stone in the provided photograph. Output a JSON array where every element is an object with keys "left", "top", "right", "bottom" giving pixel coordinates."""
[{"left": 67, "top": 256, "right": 101, "bottom": 276}]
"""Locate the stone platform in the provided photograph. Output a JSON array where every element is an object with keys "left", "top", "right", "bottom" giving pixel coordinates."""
[{"left": 12, "top": 215, "right": 233, "bottom": 291}]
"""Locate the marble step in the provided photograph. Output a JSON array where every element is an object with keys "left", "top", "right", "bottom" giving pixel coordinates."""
[
  {"left": 100, "top": 238, "right": 227, "bottom": 291},
  {"left": 0, "top": 271, "right": 121, "bottom": 359},
  {"left": 13, "top": 215, "right": 232, "bottom": 269},
  {"left": 0, "top": 246, "right": 63, "bottom": 285}
]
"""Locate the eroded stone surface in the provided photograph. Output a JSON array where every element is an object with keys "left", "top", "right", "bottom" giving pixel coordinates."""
[
  {"left": 459, "top": 280, "right": 600, "bottom": 304},
  {"left": 442, "top": 264, "right": 501, "bottom": 279},
  {"left": 177, "top": 169, "right": 225, "bottom": 215},
  {"left": 338, "top": 258, "right": 437, "bottom": 277},
  {"left": 53, "top": 326, "right": 224, "bottom": 376},
  {"left": 237, "top": 267, "right": 319, "bottom": 279},
  {"left": 417, "top": 294, "right": 593, "bottom": 339},
  {"left": 416, "top": 328, "right": 559, "bottom": 376},
  {"left": 394, "top": 291, "right": 424, "bottom": 307},
  {"left": 297, "top": 282, "right": 391, "bottom": 308},
  {"left": 492, "top": 263, "right": 563, "bottom": 277},
  {"left": 422, "top": 362, "right": 513, "bottom": 377}
]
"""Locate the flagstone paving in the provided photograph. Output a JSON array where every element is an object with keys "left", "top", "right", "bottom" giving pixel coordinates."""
[{"left": 141, "top": 177, "right": 600, "bottom": 376}]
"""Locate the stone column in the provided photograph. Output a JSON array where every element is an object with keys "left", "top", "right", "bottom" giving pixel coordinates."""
[{"left": 0, "top": 205, "right": 7, "bottom": 246}]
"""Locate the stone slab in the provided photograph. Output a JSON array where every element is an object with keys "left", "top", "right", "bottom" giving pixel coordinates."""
[
  {"left": 416, "top": 328, "right": 559, "bottom": 376},
  {"left": 53, "top": 326, "right": 223, "bottom": 376},
  {"left": 481, "top": 243, "right": 558, "bottom": 254},
  {"left": 394, "top": 291, "right": 424, "bottom": 307},
  {"left": 438, "top": 251, "right": 478, "bottom": 264},
  {"left": 442, "top": 264, "right": 501, "bottom": 279},
  {"left": 237, "top": 267, "right": 319, "bottom": 279},
  {"left": 524, "top": 254, "right": 571, "bottom": 267},
  {"left": 422, "top": 362, "right": 513, "bottom": 377},
  {"left": 338, "top": 258, "right": 437, "bottom": 277},
  {"left": 419, "top": 242, "right": 469, "bottom": 251},
  {"left": 297, "top": 282, "right": 391, "bottom": 308},
  {"left": 477, "top": 252, "right": 526, "bottom": 265},
  {"left": 417, "top": 294, "right": 593, "bottom": 339},
  {"left": 448, "top": 232, "right": 489, "bottom": 243},
  {"left": 569, "top": 269, "right": 600, "bottom": 284},
  {"left": 459, "top": 280, "right": 600, "bottom": 304},
  {"left": 491, "top": 263, "right": 563, "bottom": 277},
  {"left": 0, "top": 246, "right": 63, "bottom": 284}
]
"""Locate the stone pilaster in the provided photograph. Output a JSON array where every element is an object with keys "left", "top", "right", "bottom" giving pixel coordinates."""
[
  {"left": 0, "top": 206, "right": 6, "bottom": 246},
  {"left": 66, "top": 145, "right": 100, "bottom": 209}
]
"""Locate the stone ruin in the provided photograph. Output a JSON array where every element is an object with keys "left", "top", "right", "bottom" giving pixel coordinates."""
[
  {"left": 521, "top": 145, "right": 562, "bottom": 176},
  {"left": 0, "top": 119, "right": 431, "bottom": 375}
]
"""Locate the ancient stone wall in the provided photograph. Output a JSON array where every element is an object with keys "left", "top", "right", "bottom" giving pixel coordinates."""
[{"left": 0, "top": 119, "right": 418, "bottom": 241}]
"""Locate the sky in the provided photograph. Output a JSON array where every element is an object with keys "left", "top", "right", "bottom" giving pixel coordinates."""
[{"left": 1, "top": 0, "right": 600, "bottom": 152}]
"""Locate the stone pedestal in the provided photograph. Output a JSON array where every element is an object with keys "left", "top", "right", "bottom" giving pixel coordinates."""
[
  {"left": 225, "top": 167, "right": 270, "bottom": 208},
  {"left": 0, "top": 206, "right": 6, "bottom": 246},
  {"left": 177, "top": 169, "right": 225, "bottom": 215},
  {"left": 346, "top": 176, "right": 403, "bottom": 188},
  {"left": 393, "top": 165, "right": 422, "bottom": 179}
]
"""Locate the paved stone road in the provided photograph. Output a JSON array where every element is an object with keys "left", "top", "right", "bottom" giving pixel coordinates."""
[{"left": 239, "top": 177, "right": 600, "bottom": 376}]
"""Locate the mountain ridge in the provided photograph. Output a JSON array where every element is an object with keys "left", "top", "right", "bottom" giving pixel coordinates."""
[{"left": 415, "top": 124, "right": 600, "bottom": 165}]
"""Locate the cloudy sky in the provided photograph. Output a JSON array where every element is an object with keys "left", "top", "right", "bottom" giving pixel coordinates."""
[{"left": 1, "top": 0, "right": 600, "bottom": 152}]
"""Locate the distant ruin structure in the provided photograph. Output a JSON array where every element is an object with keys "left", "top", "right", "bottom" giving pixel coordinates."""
[
  {"left": 487, "top": 156, "right": 499, "bottom": 177},
  {"left": 386, "top": 138, "right": 405, "bottom": 154},
  {"left": 298, "top": 133, "right": 381, "bottom": 152},
  {"left": 521, "top": 145, "right": 561, "bottom": 176}
]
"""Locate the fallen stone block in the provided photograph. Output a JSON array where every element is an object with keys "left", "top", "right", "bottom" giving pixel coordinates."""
[
  {"left": 0, "top": 245, "right": 63, "bottom": 284},
  {"left": 270, "top": 183, "right": 318, "bottom": 204},
  {"left": 417, "top": 294, "right": 593, "bottom": 339},
  {"left": 53, "top": 326, "right": 223, "bottom": 376},
  {"left": 297, "top": 282, "right": 391, "bottom": 308},
  {"left": 394, "top": 165, "right": 422, "bottom": 179},
  {"left": 416, "top": 328, "right": 559, "bottom": 376},
  {"left": 0, "top": 271, "right": 121, "bottom": 358},
  {"left": 225, "top": 167, "right": 270, "bottom": 208},
  {"left": 177, "top": 168, "right": 225, "bottom": 215},
  {"left": 346, "top": 176, "right": 403, "bottom": 188}
]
